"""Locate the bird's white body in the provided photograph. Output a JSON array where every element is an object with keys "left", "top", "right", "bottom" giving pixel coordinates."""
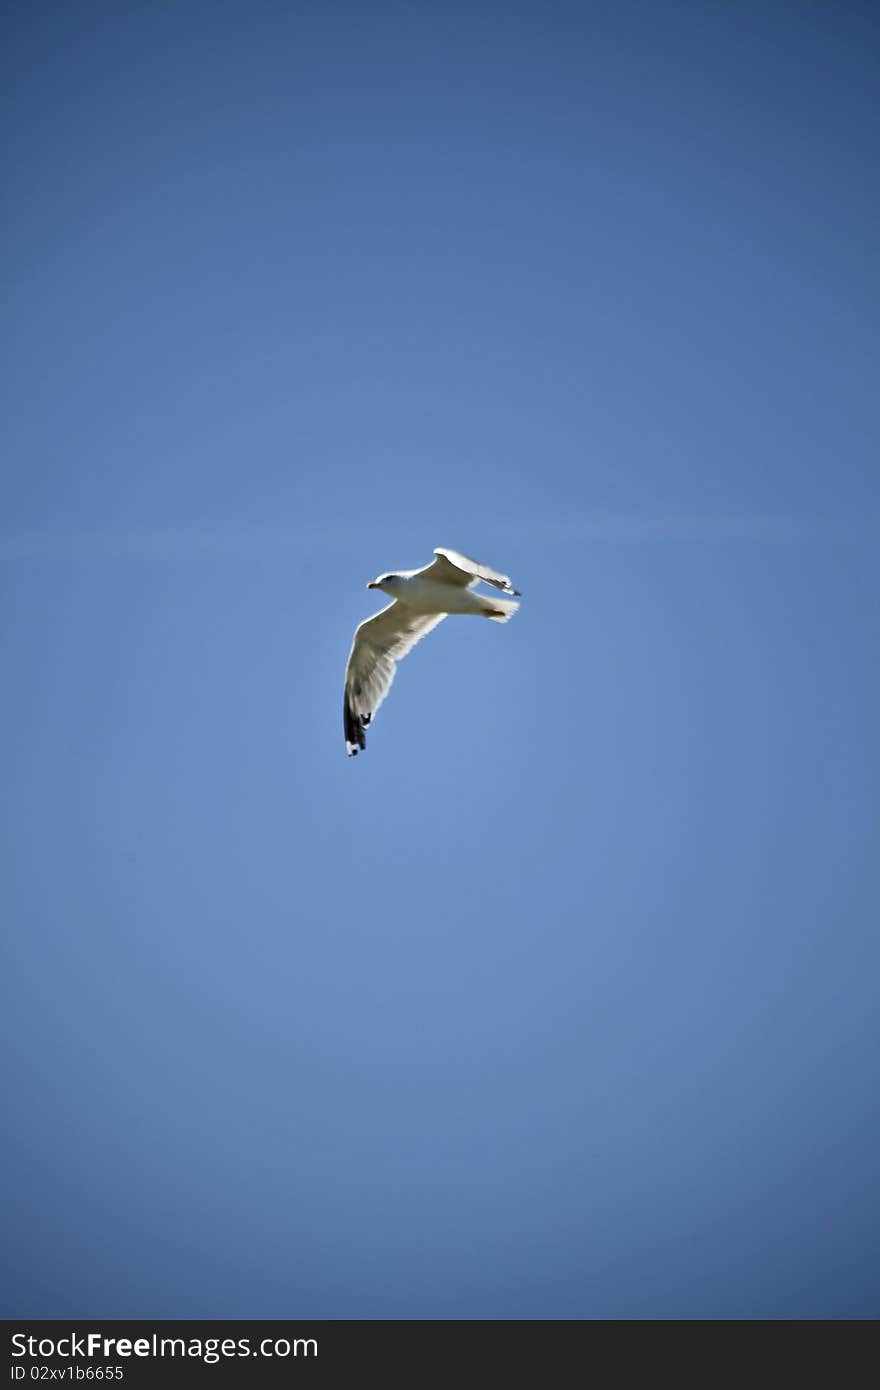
[{"left": 344, "top": 547, "right": 521, "bottom": 755}]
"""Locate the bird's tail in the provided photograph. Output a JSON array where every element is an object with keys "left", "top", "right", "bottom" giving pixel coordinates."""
[{"left": 476, "top": 595, "right": 520, "bottom": 622}]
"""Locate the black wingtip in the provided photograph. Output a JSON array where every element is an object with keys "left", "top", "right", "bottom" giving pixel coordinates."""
[{"left": 344, "top": 693, "right": 369, "bottom": 756}]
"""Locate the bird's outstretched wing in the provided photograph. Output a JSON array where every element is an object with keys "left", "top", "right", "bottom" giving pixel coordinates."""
[
  {"left": 343, "top": 603, "right": 447, "bottom": 755},
  {"left": 415, "top": 547, "right": 521, "bottom": 595}
]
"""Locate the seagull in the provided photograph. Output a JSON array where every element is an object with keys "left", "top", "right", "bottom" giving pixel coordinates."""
[{"left": 343, "top": 547, "right": 521, "bottom": 755}]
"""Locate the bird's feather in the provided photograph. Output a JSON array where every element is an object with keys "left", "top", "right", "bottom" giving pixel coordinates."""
[
  {"left": 415, "top": 547, "right": 521, "bottom": 595},
  {"left": 344, "top": 604, "right": 447, "bottom": 755}
]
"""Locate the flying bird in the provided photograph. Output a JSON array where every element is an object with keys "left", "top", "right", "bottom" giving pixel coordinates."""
[{"left": 343, "top": 547, "right": 521, "bottom": 755}]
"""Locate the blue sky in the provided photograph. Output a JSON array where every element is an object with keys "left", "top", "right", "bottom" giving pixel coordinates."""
[{"left": 2, "top": 1, "right": 878, "bottom": 1318}]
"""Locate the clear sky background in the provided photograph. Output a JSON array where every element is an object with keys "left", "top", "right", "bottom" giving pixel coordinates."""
[{"left": 2, "top": 1, "right": 878, "bottom": 1319}]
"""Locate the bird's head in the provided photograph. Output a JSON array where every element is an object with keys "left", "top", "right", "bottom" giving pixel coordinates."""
[{"left": 367, "top": 573, "right": 400, "bottom": 594}]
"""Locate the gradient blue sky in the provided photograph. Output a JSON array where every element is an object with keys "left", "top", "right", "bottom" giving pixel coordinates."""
[{"left": 2, "top": 1, "right": 878, "bottom": 1319}]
